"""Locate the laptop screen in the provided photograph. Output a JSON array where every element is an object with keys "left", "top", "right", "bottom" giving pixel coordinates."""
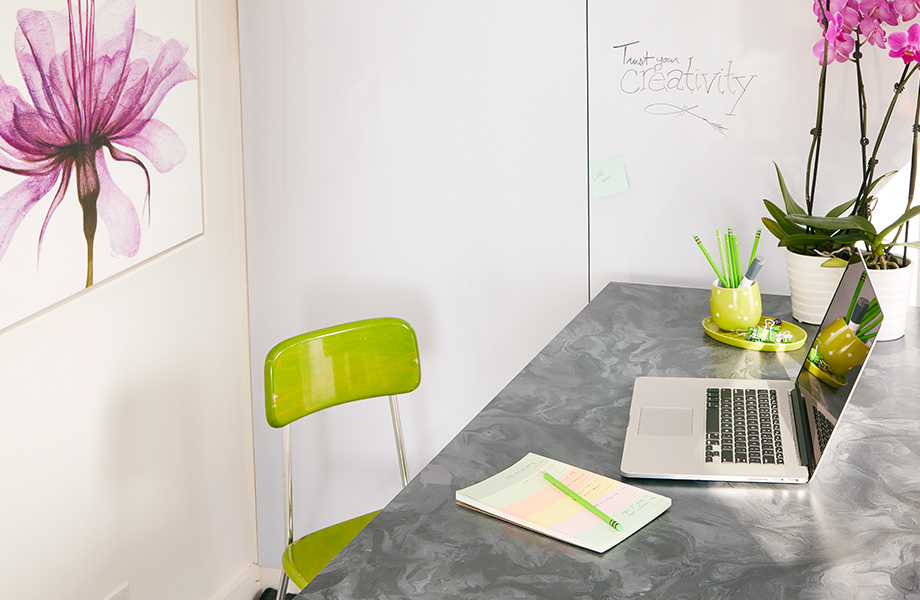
[{"left": 793, "top": 253, "right": 883, "bottom": 469}]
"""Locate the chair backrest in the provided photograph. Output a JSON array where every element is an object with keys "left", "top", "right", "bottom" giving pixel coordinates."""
[{"left": 264, "top": 317, "right": 421, "bottom": 428}]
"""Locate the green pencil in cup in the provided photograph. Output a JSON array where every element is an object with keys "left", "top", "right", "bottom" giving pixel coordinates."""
[
  {"left": 725, "top": 228, "right": 735, "bottom": 287},
  {"left": 732, "top": 235, "right": 743, "bottom": 287},
  {"left": 693, "top": 235, "right": 728, "bottom": 287},
  {"left": 749, "top": 228, "right": 761, "bottom": 269},
  {"left": 696, "top": 228, "right": 764, "bottom": 289}
]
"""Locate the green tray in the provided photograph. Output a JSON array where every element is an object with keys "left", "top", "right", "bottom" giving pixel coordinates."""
[
  {"left": 805, "top": 359, "right": 847, "bottom": 389},
  {"left": 703, "top": 316, "right": 807, "bottom": 352}
]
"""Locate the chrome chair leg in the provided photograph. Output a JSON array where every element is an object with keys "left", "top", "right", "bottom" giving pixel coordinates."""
[
  {"left": 389, "top": 395, "right": 410, "bottom": 488},
  {"left": 279, "top": 424, "right": 293, "bottom": 599},
  {"left": 277, "top": 571, "right": 290, "bottom": 600}
]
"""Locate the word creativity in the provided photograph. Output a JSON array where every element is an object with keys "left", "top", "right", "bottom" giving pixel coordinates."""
[{"left": 612, "top": 41, "right": 757, "bottom": 134}]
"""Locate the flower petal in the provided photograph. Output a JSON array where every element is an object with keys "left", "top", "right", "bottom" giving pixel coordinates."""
[
  {"left": 115, "top": 118, "right": 187, "bottom": 173},
  {"left": 0, "top": 169, "right": 59, "bottom": 262},
  {"left": 106, "top": 34, "right": 196, "bottom": 136},
  {"left": 14, "top": 8, "right": 73, "bottom": 139},
  {"left": 909, "top": 22, "right": 920, "bottom": 46},
  {"left": 814, "top": 39, "right": 831, "bottom": 63},
  {"left": 0, "top": 76, "right": 42, "bottom": 163},
  {"left": 895, "top": 0, "right": 920, "bottom": 20},
  {"left": 95, "top": 151, "right": 140, "bottom": 257}
]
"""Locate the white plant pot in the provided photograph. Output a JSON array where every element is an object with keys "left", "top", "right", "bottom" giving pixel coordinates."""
[
  {"left": 784, "top": 248, "right": 845, "bottom": 325},
  {"left": 866, "top": 257, "right": 915, "bottom": 341}
]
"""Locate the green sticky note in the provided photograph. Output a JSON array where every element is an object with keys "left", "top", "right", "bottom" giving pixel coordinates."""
[{"left": 590, "top": 155, "right": 629, "bottom": 198}]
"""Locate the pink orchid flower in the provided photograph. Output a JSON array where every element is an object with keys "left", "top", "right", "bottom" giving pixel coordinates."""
[
  {"left": 889, "top": 22, "right": 920, "bottom": 61},
  {"left": 861, "top": 16, "right": 889, "bottom": 47},
  {"left": 0, "top": 0, "right": 195, "bottom": 287},
  {"left": 894, "top": 0, "right": 920, "bottom": 21},
  {"left": 861, "top": 0, "right": 901, "bottom": 26},
  {"left": 815, "top": 0, "right": 861, "bottom": 28},
  {"left": 814, "top": 11, "right": 857, "bottom": 63}
]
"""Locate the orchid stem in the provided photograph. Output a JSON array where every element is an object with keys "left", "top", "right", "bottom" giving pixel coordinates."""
[
  {"left": 806, "top": 38, "right": 830, "bottom": 223},
  {"left": 856, "top": 64, "right": 918, "bottom": 219},
  {"left": 900, "top": 76, "right": 920, "bottom": 264}
]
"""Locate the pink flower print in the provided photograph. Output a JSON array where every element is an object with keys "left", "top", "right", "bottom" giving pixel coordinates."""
[
  {"left": 889, "top": 22, "right": 920, "bottom": 61},
  {"left": 0, "top": 0, "right": 195, "bottom": 287}
]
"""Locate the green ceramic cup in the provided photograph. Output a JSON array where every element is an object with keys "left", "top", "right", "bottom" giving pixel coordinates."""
[
  {"left": 814, "top": 316, "right": 869, "bottom": 376},
  {"left": 710, "top": 280, "right": 762, "bottom": 332}
]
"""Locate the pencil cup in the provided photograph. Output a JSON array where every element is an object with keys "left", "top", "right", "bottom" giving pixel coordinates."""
[
  {"left": 814, "top": 317, "right": 869, "bottom": 376},
  {"left": 710, "top": 280, "right": 762, "bottom": 332}
]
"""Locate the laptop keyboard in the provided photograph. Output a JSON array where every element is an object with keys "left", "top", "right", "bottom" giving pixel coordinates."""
[
  {"left": 813, "top": 407, "right": 834, "bottom": 453},
  {"left": 705, "top": 388, "right": 785, "bottom": 465}
]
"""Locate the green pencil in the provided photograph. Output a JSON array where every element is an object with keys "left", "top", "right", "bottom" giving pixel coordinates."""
[
  {"left": 543, "top": 472, "right": 623, "bottom": 531},
  {"left": 725, "top": 229, "right": 739, "bottom": 287},
  {"left": 749, "top": 228, "right": 761, "bottom": 269},
  {"left": 858, "top": 314, "right": 883, "bottom": 340},
  {"left": 717, "top": 229, "right": 728, "bottom": 288},
  {"left": 725, "top": 227, "right": 738, "bottom": 287},
  {"left": 732, "top": 235, "right": 742, "bottom": 287},
  {"left": 846, "top": 273, "right": 868, "bottom": 323},
  {"left": 694, "top": 235, "right": 728, "bottom": 287}
]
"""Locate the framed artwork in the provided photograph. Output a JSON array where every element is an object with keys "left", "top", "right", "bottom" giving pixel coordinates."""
[{"left": 0, "top": 0, "right": 201, "bottom": 331}]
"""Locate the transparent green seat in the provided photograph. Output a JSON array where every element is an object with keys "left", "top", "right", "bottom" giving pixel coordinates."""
[{"left": 264, "top": 317, "right": 421, "bottom": 595}]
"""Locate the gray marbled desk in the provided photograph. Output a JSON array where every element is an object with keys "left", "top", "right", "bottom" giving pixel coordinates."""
[{"left": 300, "top": 282, "right": 920, "bottom": 600}]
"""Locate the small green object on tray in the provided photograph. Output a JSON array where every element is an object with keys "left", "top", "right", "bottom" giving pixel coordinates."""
[
  {"left": 805, "top": 359, "right": 847, "bottom": 388},
  {"left": 702, "top": 316, "right": 807, "bottom": 352}
]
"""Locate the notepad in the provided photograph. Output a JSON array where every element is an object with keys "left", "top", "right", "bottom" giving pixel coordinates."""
[{"left": 456, "top": 453, "right": 670, "bottom": 553}]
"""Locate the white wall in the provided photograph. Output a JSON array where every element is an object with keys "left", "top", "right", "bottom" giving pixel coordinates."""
[
  {"left": 0, "top": 1, "right": 257, "bottom": 598},
  {"left": 238, "top": 1, "right": 588, "bottom": 567}
]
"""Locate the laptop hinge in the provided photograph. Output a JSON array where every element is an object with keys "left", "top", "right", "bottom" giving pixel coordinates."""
[{"left": 789, "top": 388, "right": 815, "bottom": 473}]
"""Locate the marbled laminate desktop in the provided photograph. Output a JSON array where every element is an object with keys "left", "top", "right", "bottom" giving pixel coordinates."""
[{"left": 298, "top": 282, "right": 920, "bottom": 600}]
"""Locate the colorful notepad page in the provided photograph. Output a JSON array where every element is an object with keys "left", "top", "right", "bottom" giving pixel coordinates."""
[{"left": 456, "top": 453, "right": 670, "bottom": 553}]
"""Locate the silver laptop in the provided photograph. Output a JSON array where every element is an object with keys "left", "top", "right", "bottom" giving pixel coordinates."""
[{"left": 620, "top": 253, "right": 883, "bottom": 484}]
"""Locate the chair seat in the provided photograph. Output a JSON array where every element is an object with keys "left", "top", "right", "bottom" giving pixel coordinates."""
[{"left": 282, "top": 509, "right": 381, "bottom": 589}]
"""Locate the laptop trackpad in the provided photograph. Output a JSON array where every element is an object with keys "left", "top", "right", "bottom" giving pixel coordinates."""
[{"left": 638, "top": 407, "right": 693, "bottom": 436}]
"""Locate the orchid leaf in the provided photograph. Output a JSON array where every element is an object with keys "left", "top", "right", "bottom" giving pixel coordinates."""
[
  {"left": 763, "top": 200, "right": 808, "bottom": 235},
  {"left": 761, "top": 217, "right": 791, "bottom": 243},
  {"left": 787, "top": 214, "right": 876, "bottom": 234},
  {"left": 774, "top": 163, "right": 806, "bottom": 215},
  {"left": 820, "top": 257, "right": 849, "bottom": 268},
  {"left": 825, "top": 197, "right": 858, "bottom": 218},
  {"left": 865, "top": 170, "right": 897, "bottom": 196},
  {"left": 876, "top": 204, "right": 920, "bottom": 240},
  {"left": 779, "top": 233, "right": 870, "bottom": 247}
]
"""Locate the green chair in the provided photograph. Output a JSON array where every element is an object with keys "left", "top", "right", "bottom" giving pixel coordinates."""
[{"left": 264, "top": 317, "right": 421, "bottom": 598}]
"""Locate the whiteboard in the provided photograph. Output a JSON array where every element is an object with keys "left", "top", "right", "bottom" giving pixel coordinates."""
[{"left": 588, "top": 0, "right": 914, "bottom": 297}]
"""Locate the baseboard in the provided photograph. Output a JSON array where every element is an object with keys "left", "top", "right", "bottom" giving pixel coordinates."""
[
  {"left": 209, "top": 564, "right": 301, "bottom": 600},
  {"left": 259, "top": 567, "right": 302, "bottom": 595},
  {"left": 209, "top": 564, "right": 262, "bottom": 600}
]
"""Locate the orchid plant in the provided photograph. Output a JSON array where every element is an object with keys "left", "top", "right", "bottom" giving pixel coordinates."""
[
  {"left": 0, "top": 0, "right": 195, "bottom": 287},
  {"left": 763, "top": 0, "right": 920, "bottom": 269}
]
